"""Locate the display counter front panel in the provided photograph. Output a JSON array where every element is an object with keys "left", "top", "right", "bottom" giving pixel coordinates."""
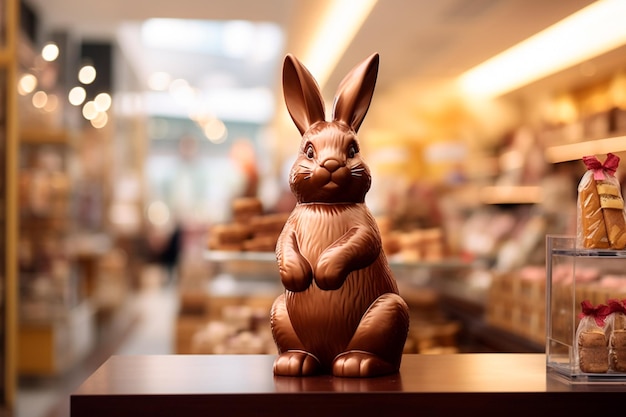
[{"left": 71, "top": 354, "right": 626, "bottom": 417}]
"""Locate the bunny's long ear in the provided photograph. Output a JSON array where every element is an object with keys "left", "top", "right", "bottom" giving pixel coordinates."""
[
  {"left": 282, "top": 54, "right": 326, "bottom": 136},
  {"left": 332, "top": 53, "right": 379, "bottom": 133}
]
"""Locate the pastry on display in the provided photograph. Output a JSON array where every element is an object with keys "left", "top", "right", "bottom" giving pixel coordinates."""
[
  {"left": 579, "top": 330, "right": 609, "bottom": 373},
  {"left": 578, "top": 153, "right": 626, "bottom": 249},
  {"left": 207, "top": 223, "right": 251, "bottom": 251},
  {"left": 249, "top": 212, "right": 290, "bottom": 235},
  {"left": 245, "top": 212, "right": 290, "bottom": 251},
  {"left": 207, "top": 199, "right": 289, "bottom": 252},
  {"left": 576, "top": 300, "right": 610, "bottom": 373},
  {"left": 242, "top": 234, "right": 279, "bottom": 252},
  {"left": 610, "top": 329, "right": 626, "bottom": 372},
  {"left": 232, "top": 197, "right": 263, "bottom": 224},
  {"left": 270, "top": 53, "right": 409, "bottom": 378},
  {"left": 607, "top": 299, "right": 626, "bottom": 372}
]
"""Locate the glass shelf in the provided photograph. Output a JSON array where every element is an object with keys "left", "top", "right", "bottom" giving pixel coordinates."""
[
  {"left": 204, "top": 250, "right": 277, "bottom": 263},
  {"left": 203, "top": 249, "right": 474, "bottom": 292}
]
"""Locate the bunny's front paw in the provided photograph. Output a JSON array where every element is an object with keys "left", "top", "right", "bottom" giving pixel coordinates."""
[
  {"left": 314, "top": 257, "right": 347, "bottom": 290},
  {"left": 279, "top": 256, "right": 313, "bottom": 292}
]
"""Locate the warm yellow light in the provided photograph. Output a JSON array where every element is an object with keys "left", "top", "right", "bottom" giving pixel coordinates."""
[
  {"left": 303, "top": 0, "right": 378, "bottom": 88},
  {"left": 148, "top": 71, "right": 171, "bottom": 91},
  {"left": 82, "top": 101, "right": 98, "bottom": 120},
  {"left": 90, "top": 111, "right": 108, "bottom": 129},
  {"left": 32, "top": 91, "right": 48, "bottom": 109},
  {"left": 44, "top": 94, "right": 59, "bottom": 112},
  {"left": 42, "top": 43, "right": 59, "bottom": 62},
  {"left": 203, "top": 118, "right": 227, "bottom": 143},
  {"left": 94, "top": 92, "right": 112, "bottom": 112},
  {"left": 147, "top": 201, "right": 170, "bottom": 226},
  {"left": 18, "top": 74, "right": 37, "bottom": 95},
  {"left": 68, "top": 86, "right": 87, "bottom": 106},
  {"left": 459, "top": 0, "right": 626, "bottom": 98},
  {"left": 78, "top": 65, "right": 97, "bottom": 84}
]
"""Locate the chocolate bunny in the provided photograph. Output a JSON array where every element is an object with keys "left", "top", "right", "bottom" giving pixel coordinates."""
[{"left": 271, "top": 53, "right": 410, "bottom": 378}]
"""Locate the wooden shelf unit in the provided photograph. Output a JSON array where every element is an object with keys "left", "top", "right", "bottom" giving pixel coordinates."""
[{"left": 0, "top": 0, "right": 20, "bottom": 412}]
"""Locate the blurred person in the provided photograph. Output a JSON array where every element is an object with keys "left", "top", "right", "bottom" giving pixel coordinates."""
[
  {"left": 148, "top": 134, "right": 209, "bottom": 283},
  {"left": 229, "top": 137, "right": 259, "bottom": 198}
]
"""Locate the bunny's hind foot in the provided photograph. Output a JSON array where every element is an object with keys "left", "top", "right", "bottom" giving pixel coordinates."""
[
  {"left": 273, "top": 350, "right": 321, "bottom": 376},
  {"left": 332, "top": 351, "right": 397, "bottom": 377}
]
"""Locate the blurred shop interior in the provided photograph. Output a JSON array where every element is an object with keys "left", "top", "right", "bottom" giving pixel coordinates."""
[{"left": 3, "top": 0, "right": 626, "bottom": 415}]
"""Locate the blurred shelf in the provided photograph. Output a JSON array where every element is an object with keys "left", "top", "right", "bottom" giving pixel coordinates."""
[
  {"left": 204, "top": 250, "right": 277, "bottom": 263},
  {"left": 545, "top": 135, "right": 626, "bottom": 163},
  {"left": 21, "top": 128, "right": 70, "bottom": 144},
  {"left": 479, "top": 185, "right": 543, "bottom": 205},
  {"left": 18, "top": 301, "right": 95, "bottom": 376},
  {"left": 0, "top": 50, "right": 10, "bottom": 65},
  {"left": 203, "top": 249, "right": 541, "bottom": 353}
]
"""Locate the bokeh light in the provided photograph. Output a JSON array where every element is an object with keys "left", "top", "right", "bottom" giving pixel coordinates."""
[{"left": 78, "top": 65, "right": 97, "bottom": 84}]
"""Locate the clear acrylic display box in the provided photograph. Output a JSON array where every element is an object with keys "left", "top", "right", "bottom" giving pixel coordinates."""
[{"left": 546, "top": 235, "right": 626, "bottom": 383}]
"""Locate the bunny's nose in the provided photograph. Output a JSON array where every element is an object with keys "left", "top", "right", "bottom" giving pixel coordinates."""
[{"left": 322, "top": 159, "right": 342, "bottom": 172}]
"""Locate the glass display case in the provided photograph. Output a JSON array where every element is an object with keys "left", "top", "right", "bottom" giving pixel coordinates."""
[{"left": 546, "top": 235, "right": 626, "bottom": 383}]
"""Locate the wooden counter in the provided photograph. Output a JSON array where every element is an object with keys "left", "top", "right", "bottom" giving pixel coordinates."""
[{"left": 71, "top": 354, "right": 626, "bottom": 417}]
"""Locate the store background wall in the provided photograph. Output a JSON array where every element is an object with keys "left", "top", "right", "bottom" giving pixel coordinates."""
[
  {"left": 13, "top": 0, "right": 626, "bottom": 337},
  {"left": 7, "top": 0, "right": 626, "bottom": 415}
]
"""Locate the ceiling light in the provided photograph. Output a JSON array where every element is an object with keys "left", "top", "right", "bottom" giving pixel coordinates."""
[
  {"left": 44, "top": 94, "right": 59, "bottom": 112},
  {"left": 79, "top": 65, "right": 97, "bottom": 84},
  {"left": 459, "top": 0, "right": 626, "bottom": 98},
  {"left": 169, "top": 78, "right": 196, "bottom": 104},
  {"left": 18, "top": 74, "right": 37, "bottom": 95},
  {"left": 32, "top": 91, "right": 48, "bottom": 109},
  {"left": 147, "top": 201, "right": 170, "bottom": 226},
  {"left": 82, "top": 101, "right": 98, "bottom": 120},
  {"left": 68, "top": 86, "right": 87, "bottom": 106},
  {"left": 203, "top": 118, "right": 227, "bottom": 144},
  {"left": 42, "top": 43, "right": 59, "bottom": 62},
  {"left": 91, "top": 111, "right": 108, "bottom": 129},
  {"left": 303, "top": 0, "right": 378, "bottom": 88},
  {"left": 222, "top": 20, "right": 254, "bottom": 58},
  {"left": 94, "top": 92, "right": 112, "bottom": 112},
  {"left": 148, "top": 72, "right": 171, "bottom": 91}
]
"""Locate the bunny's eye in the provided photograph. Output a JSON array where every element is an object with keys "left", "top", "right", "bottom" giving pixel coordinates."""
[
  {"left": 305, "top": 144, "right": 315, "bottom": 159},
  {"left": 348, "top": 144, "right": 358, "bottom": 158}
]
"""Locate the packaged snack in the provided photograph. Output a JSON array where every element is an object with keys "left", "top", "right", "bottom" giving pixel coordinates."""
[
  {"left": 577, "top": 153, "right": 626, "bottom": 249},
  {"left": 576, "top": 300, "right": 610, "bottom": 373},
  {"left": 607, "top": 299, "right": 626, "bottom": 372}
]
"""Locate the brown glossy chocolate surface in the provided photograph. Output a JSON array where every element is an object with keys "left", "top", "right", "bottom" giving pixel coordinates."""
[
  {"left": 272, "top": 52, "right": 410, "bottom": 377},
  {"left": 71, "top": 354, "right": 626, "bottom": 417}
]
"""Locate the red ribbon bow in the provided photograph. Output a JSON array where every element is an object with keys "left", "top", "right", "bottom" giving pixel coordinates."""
[
  {"left": 579, "top": 300, "right": 610, "bottom": 327},
  {"left": 583, "top": 153, "right": 620, "bottom": 180},
  {"left": 607, "top": 299, "right": 626, "bottom": 315}
]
